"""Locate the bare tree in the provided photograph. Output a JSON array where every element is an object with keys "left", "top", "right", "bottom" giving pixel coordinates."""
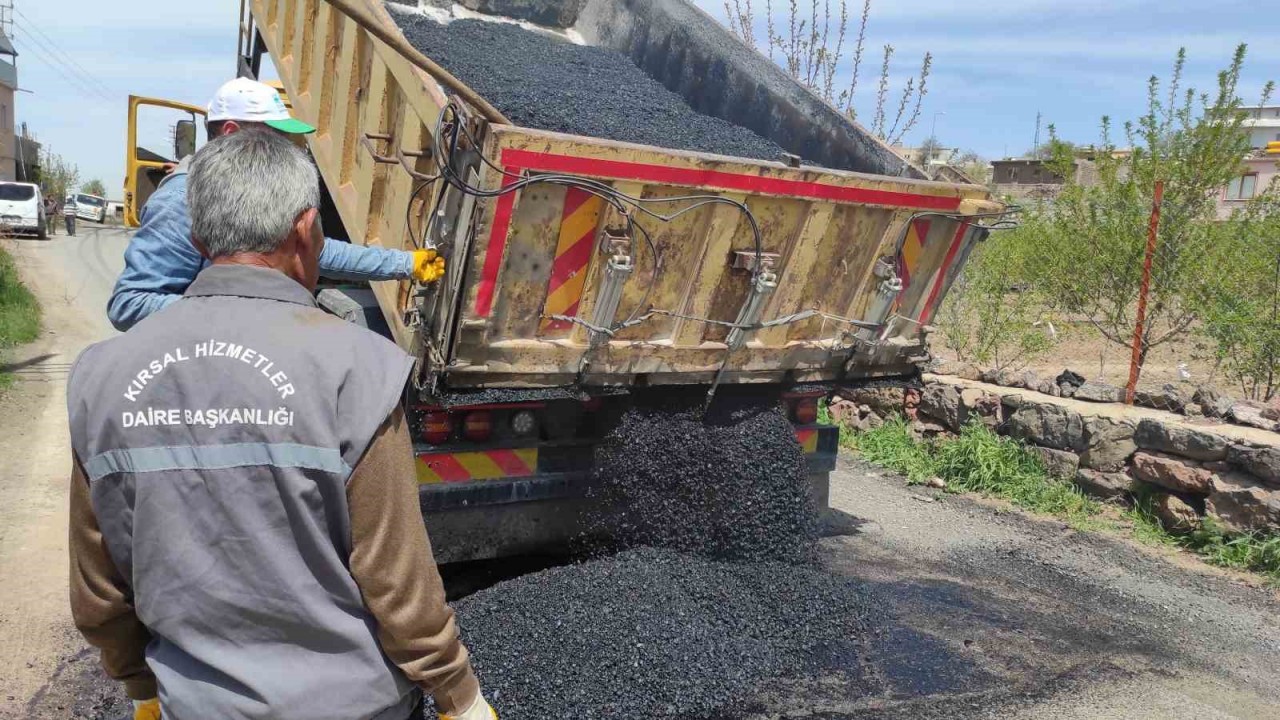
[{"left": 722, "top": 0, "right": 932, "bottom": 144}]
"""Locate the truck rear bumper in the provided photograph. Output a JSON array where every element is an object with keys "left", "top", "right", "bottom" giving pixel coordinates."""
[{"left": 419, "top": 425, "right": 839, "bottom": 563}]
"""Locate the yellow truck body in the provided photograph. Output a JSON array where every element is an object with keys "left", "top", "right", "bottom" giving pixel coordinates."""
[{"left": 243, "top": 0, "right": 1000, "bottom": 396}]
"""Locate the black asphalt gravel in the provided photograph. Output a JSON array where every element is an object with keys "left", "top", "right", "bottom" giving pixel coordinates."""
[
  {"left": 441, "top": 547, "right": 869, "bottom": 720},
  {"left": 587, "top": 391, "right": 817, "bottom": 563},
  {"left": 390, "top": 13, "right": 788, "bottom": 162}
]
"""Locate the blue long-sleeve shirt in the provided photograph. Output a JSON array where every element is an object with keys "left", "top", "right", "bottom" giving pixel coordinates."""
[{"left": 107, "top": 167, "right": 414, "bottom": 331}]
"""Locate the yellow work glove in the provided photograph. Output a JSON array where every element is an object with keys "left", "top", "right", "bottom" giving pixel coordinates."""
[
  {"left": 439, "top": 692, "right": 497, "bottom": 720},
  {"left": 133, "top": 698, "right": 161, "bottom": 720},
  {"left": 413, "top": 249, "right": 447, "bottom": 284}
]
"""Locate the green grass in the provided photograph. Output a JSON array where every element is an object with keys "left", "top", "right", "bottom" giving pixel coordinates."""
[
  {"left": 841, "top": 413, "right": 1280, "bottom": 582},
  {"left": 850, "top": 417, "right": 1102, "bottom": 527},
  {"left": 0, "top": 246, "right": 40, "bottom": 388}
]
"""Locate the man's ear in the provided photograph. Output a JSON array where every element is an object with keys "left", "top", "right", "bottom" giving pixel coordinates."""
[
  {"left": 191, "top": 235, "right": 212, "bottom": 260},
  {"left": 294, "top": 207, "right": 320, "bottom": 253}
]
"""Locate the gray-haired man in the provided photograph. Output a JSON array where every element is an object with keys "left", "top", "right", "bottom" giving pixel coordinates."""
[{"left": 66, "top": 130, "right": 498, "bottom": 720}]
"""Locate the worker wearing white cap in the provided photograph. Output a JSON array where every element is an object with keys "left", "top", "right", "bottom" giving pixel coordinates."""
[{"left": 107, "top": 77, "right": 445, "bottom": 332}]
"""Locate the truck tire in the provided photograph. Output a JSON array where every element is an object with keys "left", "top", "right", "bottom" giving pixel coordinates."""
[{"left": 37, "top": 223, "right": 47, "bottom": 240}]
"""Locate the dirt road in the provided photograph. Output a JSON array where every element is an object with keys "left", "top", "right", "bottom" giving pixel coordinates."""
[
  {"left": 4, "top": 226, "right": 1279, "bottom": 718},
  {"left": 0, "top": 227, "right": 125, "bottom": 719}
]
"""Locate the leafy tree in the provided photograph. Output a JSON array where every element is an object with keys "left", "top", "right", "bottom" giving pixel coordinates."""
[
  {"left": 36, "top": 148, "right": 79, "bottom": 204},
  {"left": 81, "top": 178, "right": 108, "bottom": 197},
  {"left": 722, "top": 0, "right": 932, "bottom": 143},
  {"left": 1197, "top": 181, "right": 1280, "bottom": 399},
  {"left": 952, "top": 149, "right": 992, "bottom": 184},
  {"left": 1025, "top": 46, "right": 1273, "bottom": 384},
  {"left": 937, "top": 225, "right": 1057, "bottom": 372}
]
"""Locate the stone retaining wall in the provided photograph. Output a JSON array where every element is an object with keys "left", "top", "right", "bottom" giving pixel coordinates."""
[{"left": 830, "top": 377, "right": 1280, "bottom": 535}]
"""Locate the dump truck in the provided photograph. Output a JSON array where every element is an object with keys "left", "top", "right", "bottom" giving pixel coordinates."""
[{"left": 124, "top": 0, "right": 1002, "bottom": 562}]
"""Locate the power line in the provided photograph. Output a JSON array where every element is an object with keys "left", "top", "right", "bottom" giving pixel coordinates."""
[
  {"left": 11, "top": 20, "right": 112, "bottom": 102},
  {"left": 13, "top": 9, "right": 111, "bottom": 96},
  {"left": 10, "top": 34, "right": 110, "bottom": 103}
]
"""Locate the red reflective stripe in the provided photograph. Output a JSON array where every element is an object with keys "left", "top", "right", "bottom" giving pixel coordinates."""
[
  {"left": 421, "top": 453, "right": 472, "bottom": 483},
  {"left": 545, "top": 232, "right": 595, "bottom": 294},
  {"left": 920, "top": 222, "right": 969, "bottom": 326},
  {"left": 488, "top": 449, "right": 534, "bottom": 476},
  {"left": 474, "top": 168, "right": 524, "bottom": 317},
  {"left": 500, "top": 149, "right": 964, "bottom": 211},
  {"left": 561, "top": 186, "right": 592, "bottom": 218}
]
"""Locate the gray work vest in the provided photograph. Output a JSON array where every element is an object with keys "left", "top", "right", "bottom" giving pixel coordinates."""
[{"left": 68, "top": 265, "right": 418, "bottom": 720}]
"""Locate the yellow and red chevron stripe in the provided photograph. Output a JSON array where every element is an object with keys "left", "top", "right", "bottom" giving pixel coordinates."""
[
  {"left": 896, "top": 217, "right": 932, "bottom": 293},
  {"left": 794, "top": 429, "right": 819, "bottom": 454},
  {"left": 541, "top": 188, "right": 605, "bottom": 332},
  {"left": 417, "top": 448, "right": 538, "bottom": 484}
]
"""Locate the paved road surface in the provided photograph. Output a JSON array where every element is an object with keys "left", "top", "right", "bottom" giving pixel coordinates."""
[
  {"left": 0, "top": 226, "right": 127, "bottom": 719},
  {"left": 3, "top": 226, "right": 1279, "bottom": 718}
]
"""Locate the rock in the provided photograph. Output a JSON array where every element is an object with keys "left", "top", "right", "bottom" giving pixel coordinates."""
[
  {"left": 920, "top": 384, "right": 965, "bottom": 432},
  {"left": 1080, "top": 417, "right": 1136, "bottom": 472},
  {"left": 1020, "top": 370, "right": 1040, "bottom": 392},
  {"left": 1263, "top": 399, "right": 1280, "bottom": 422},
  {"left": 1228, "top": 403, "right": 1279, "bottom": 432},
  {"left": 1225, "top": 444, "right": 1280, "bottom": 487},
  {"left": 925, "top": 476, "right": 947, "bottom": 489},
  {"left": 1206, "top": 482, "right": 1280, "bottom": 534},
  {"left": 909, "top": 420, "right": 948, "bottom": 441},
  {"left": 1133, "top": 384, "right": 1189, "bottom": 413},
  {"left": 952, "top": 363, "right": 983, "bottom": 381},
  {"left": 1130, "top": 452, "right": 1214, "bottom": 495},
  {"left": 1073, "top": 468, "right": 1141, "bottom": 500},
  {"left": 841, "top": 386, "right": 904, "bottom": 417},
  {"left": 1029, "top": 446, "right": 1081, "bottom": 478},
  {"left": 1034, "top": 378, "right": 1058, "bottom": 396},
  {"left": 1056, "top": 369, "right": 1086, "bottom": 390},
  {"left": 903, "top": 387, "right": 922, "bottom": 421},
  {"left": 1073, "top": 381, "right": 1125, "bottom": 403},
  {"left": 863, "top": 412, "right": 884, "bottom": 430},
  {"left": 1004, "top": 401, "right": 1086, "bottom": 452},
  {"left": 1133, "top": 419, "right": 1227, "bottom": 461},
  {"left": 1193, "top": 386, "right": 1233, "bottom": 419},
  {"left": 1149, "top": 493, "right": 1200, "bottom": 532},
  {"left": 827, "top": 398, "right": 860, "bottom": 425},
  {"left": 960, "top": 388, "right": 1002, "bottom": 429}
]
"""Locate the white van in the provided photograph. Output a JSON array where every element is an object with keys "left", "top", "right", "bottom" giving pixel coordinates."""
[
  {"left": 0, "top": 182, "right": 46, "bottom": 239},
  {"left": 72, "top": 193, "right": 109, "bottom": 223}
]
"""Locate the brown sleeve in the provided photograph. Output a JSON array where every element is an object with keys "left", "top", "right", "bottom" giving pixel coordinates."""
[
  {"left": 68, "top": 457, "right": 157, "bottom": 701},
  {"left": 347, "top": 407, "right": 481, "bottom": 714}
]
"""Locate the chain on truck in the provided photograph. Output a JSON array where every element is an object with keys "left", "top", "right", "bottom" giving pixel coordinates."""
[{"left": 122, "top": 0, "right": 1010, "bottom": 563}]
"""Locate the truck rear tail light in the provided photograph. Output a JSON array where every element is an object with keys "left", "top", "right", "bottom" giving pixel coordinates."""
[
  {"left": 463, "top": 410, "right": 493, "bottom": 442},
  {"left": 793, "top": 397, "right": 819, "bottom": 425},
  {"left": 510, "top": 409, "right": 538, "bottom": 437},
  {"left": 422, "top": 410, "right": 452, "bottom": 445}
]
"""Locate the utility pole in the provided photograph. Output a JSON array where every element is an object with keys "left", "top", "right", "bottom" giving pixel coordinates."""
[{"left": 1033, "top": 111, "right": 1042, "bottom": 159}]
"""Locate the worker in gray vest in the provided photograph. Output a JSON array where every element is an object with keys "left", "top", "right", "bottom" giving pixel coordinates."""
[{"left": 67, "top": 129, "right": 497, "bottom": 720}]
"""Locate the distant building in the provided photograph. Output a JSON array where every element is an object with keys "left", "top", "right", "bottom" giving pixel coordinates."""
[
  {"left": 990, "top": 157, "right": 1098, "bottom": 201},
  {"left": 1242, "top": 105, "right": 1280, "bottom": 150},
  {"left": 0, "top": 31, "right": 18, "bottom": 182},
  {"left": 1211, "top": 106, "right": 1280, "bottom": 218},
  {"left": 1216, "top": 151, "right": 1278, "bottom": 220}
]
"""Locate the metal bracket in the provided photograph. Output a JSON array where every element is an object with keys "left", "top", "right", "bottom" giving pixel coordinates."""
[
  {"left": 362, "top": 133, "right": 436, "bottom": 182},
  {"left": 731, "top": 250, "right": 781, "bottom": 273}
]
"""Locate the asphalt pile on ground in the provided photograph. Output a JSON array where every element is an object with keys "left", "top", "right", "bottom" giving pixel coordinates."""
[
  {"left": 587, "top": 391, "right": 817, "bottom": 563},
  {"left": 389, "top": 12, "right": 787, "bottom": 162},
  {"left": 446, "top": 547, "right": 868, "bottom": 719}
]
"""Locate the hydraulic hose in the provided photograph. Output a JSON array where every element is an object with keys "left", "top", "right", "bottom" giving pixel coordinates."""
[{"left": 323, "top": 0, "right": 511, "bottom": 125}]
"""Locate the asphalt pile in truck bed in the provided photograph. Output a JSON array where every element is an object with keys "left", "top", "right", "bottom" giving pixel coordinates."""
[
  {"left": 587, "top": 391, "right": 817, "bottom": 563},
  {"left": 446, "top": 547, "right": 868, "bottom": 719},
  {"left": 388, "top": 10, "right": 788, "bottom": 162}
]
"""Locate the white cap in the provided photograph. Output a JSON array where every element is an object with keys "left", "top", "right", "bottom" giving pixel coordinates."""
[{"left": 206, "top": 78, "right": 314, "bottom": 134}]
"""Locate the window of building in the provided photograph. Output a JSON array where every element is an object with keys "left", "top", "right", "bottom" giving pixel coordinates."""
[
  {"left": 1225, "top": 174, "right": 1258, "bottom": 201},
  {"left": 1, "top": 104, "right": 8, "bottom": 130}
]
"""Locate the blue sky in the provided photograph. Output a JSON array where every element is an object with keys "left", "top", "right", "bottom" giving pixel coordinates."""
[{"left": 12, "top": 0, "right": 1279, "bottom": 195}]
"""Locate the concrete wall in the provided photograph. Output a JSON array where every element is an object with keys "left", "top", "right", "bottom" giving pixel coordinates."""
[{"left": 0, "top": 82, "right": 14, "bottom": 183}]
